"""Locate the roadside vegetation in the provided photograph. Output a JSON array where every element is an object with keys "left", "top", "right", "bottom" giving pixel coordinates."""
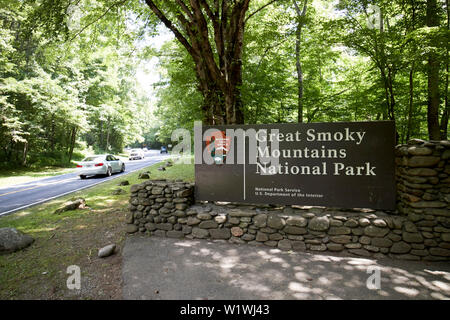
[{"left": 0, "top": 158, "right": 194, "bottom": 299}]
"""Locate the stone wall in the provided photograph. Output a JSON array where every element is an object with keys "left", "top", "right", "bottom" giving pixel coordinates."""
[
  {"left": 125, "top": 139, "right": 450, "bottom": 261},
  {"left": 396, "top": 139, "right": 450, "bottom": 216},
  {"left": 126, "top": 191, "right": 450, "bottom": 262},
  {"left": 126, "top": 180, "right": 195, "bottom": 235}
]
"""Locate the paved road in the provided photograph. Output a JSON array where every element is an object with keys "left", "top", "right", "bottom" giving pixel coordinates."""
[
  {"left": 122, "top": 236, "right": 450, "bottom": 300},
  {"left": 0, "top": 150, "right": 169, "bottom": 216}
]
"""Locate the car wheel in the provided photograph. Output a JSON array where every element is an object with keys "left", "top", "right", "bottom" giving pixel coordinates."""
[
  {"left": 80, "top": 175, "right": 86, "bottom": 180},
  {"left": 106, "top": 167, "right": 112, "bottom": 177},
  {"left": 121, "top": 164, "right": 125, "bottom": 172}
]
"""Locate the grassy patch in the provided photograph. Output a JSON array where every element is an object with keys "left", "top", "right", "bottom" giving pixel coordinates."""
[{"left": 0, "top": 157, "right": 194, "bottom": 299}]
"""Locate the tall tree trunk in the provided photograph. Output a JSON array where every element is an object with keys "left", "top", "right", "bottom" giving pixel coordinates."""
[
  {"left": 144, "top": 0, "right": 252, "bottom": 125},
  {"left": 106, "top": 119, "right": 110, "bottom": 151},
  {"left": 50, "top": 114, "right": 55, "bottom": 152},
  {"left": 426, "top": 0, "right": 441, "bottom": 140},
  {"left": 99, "top": 120, "right": 103, "bottom": 150},
  {"left": 294, "top": 0, "right": 308, "bottom": 123},
  {"left": 68, "top": 127, "right": 77, "bottom": 163},
  {"left": 406, "top": 62, "right": 415, "bottom": 142},
  {"left": 440, "top": 0, "right": 449, "bottom": 139},
  {"left": 22, "top": 142, "right": 28, "bottom": 166}
]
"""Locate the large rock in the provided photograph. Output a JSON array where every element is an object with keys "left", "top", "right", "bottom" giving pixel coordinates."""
[
  {"left": 371, "top": 237, "right": 393, "bottom": 248},
  {"left": 408, "top": 156, "right": 440, "bottom": 167},
  {"left": 278, "top": 239, "right": 292, "bottom": 250},
  {"left": 407, "top": 168, "right": 437, "bottom": 176},
  {"left": 229, "top": 208, "right": 256, "bottom": 217},
  {"left": 253, "top": 214, "right": 267, "bottom": 228},
  {"left": 126, "top": 224, "right": 138, "bottom": 234},
  {"left": 156, "top": 223, "right": 173, "bottom": 231},
  {"left": 327, "top": 243, "right": 344, "bottom": 251},
  {"left": 364, "top": 226, "right": 389, "bottom": 237},
  {"left": 329, "top": 235, "right": 352, "bottom": 244},
  {"left": 283, "top": 226, "right": 307, "bottom": 235},
  {"left": 402, "top": 232, "right": 424, "bottom": 243},
  {"left": 138, "top": 172, "right": 150, "bottom": 179},
  {"left": 407, "top": 146, "right": 433, "bottom": 156},
  {"left": 255, "top": 231, "right": 269, "bottom": 242},
  {"left": 328, "top": 226, "right": 351, "bottom": 235},
  {"left": 409, "top": 201, "right": 447, "bottom": 208},
  {"left": 192, "top": 227, "right": 209, "bottom": 239},
  {"left": 348, "top": 248, "right": 371, "bottom": 257},
  {"left": 308, "top": 216, "right": 330, "bottom": 231},
  {"left": 0, "top": 228, "right": 34, "bottom": 254},
  {"left": 209, "top": 228, "right": 231, "bottom": 240},
  {"left": 390, "top": 241, "right": 411, "bottom": 254},
  {"left": 167, "top": 231, "right": 184, "bottom": 239},
  {"left": 198, "top": 220, "right": 218, "bottom": 229},
  {"left": 285, "top": 216, "right": 308, "bottom": 227},
  {"left": 98, "top": 244, "right": 116, "bottom": 258},
  {"left": 231, "top": 227, "right": 244, "bottom": 237},
  {"left": 267, "top": 214, "right": 285, "bottom": 230},
  {"left": 429, "top": 248, "right": 450, "bottom": 257}
]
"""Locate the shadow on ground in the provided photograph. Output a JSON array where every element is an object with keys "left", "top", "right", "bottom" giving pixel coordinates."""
[{"left": 122, "top": 235, "right": 450, "bottom": 300}]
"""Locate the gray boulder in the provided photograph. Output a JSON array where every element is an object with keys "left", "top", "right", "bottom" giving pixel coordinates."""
[
  {"left": 54, "top": 198, "right": 86, "bottom": 214},
  {"left": 0, "top": 228, "right": 34, "bottom": 255},
  {"left": 98, "top": 244, "right": 116, "bottom": 258}
]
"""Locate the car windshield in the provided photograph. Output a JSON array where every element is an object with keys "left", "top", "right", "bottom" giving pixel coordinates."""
[{"left": 83, "top": 156, "right": 103, "bottom": 162}]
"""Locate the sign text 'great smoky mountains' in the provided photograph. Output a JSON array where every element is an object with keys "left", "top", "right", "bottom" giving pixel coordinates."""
[{"left": 194, "top": 121, "right": 396, "bottom": 210}]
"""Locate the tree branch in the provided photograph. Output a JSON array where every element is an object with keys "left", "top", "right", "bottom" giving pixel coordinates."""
[
  {"left": 198, "top": 0, "right": 217, "bottom": 22},
  {"left": 245, "top": 0, "right": 277, "bottom": 23},
  {"left": 293, "top": 0, "right": 308, "bottom": 17},
  {"left": 69, "top": 0, "right": 129, "bottom": 42},
  {"left": 144, "top": 0, "right": 194, "bottom": 56},
  {"left": 174, "top": 0, "right": 194, "bottom": 21}
]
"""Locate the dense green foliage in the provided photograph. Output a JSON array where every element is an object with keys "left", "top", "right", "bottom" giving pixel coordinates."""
[
  {"left": 0, "top": 0, "right": 448, "bottom": 167},
  {"left": 153, "top": 0, "right": 448, "bottom": 142},
  {"left": 0, "top": 0, "right": 155, "bottom": 167}
]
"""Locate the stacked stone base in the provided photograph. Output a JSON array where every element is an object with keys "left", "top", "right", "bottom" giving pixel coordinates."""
[
  {"left": 126, "top": 186, "right": 450, "bottom": 261},
  {"left": 396, "top": 139, "right": 450, "bottom": 217},
  {"left": 126, "top": 138, "right": 450, "bottom": 263}
]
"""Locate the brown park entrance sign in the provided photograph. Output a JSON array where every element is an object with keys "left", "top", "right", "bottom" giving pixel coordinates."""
[{"left": 194, "top": 121, "right": 396, "bottom": 210}]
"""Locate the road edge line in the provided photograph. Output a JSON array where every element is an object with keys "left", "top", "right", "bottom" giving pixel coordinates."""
[{"left": 0, "top": 160, "right": 163, "bottom": 217}]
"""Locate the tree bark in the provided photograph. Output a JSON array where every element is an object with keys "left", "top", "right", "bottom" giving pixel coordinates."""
[
  {"left": 426, "top": 0, "right": 441, "bottom": 140},
  {"left": 293, "top": 0, "right": 308, "bottom": 123},
  {"left": 440, "top": 0, "right": 449, "bottom": 139},
  {"left": 144, "top": 0, "right": 253, "bottom": 124},
  {"left": 406, "top": 62, "right": 415, "bottom": 142},
  {"left": 22, "top": 141, "right": 28, "bottom": 166},
  {"left": 68, "top": 127, "right": 77, "bottom": 163}
]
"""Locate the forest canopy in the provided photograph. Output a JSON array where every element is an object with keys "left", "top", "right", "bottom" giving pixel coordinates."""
[{"left": 0, "top": 0, "right": 448, "bottom": 168}]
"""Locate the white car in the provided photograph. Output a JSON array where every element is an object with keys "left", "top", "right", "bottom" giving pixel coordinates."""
[
  {"left": 76, "top": 155, "right": 125, "bottom": 179},
  {"left": 129, "top": 149, "right": 145, "bottom": 160}
]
